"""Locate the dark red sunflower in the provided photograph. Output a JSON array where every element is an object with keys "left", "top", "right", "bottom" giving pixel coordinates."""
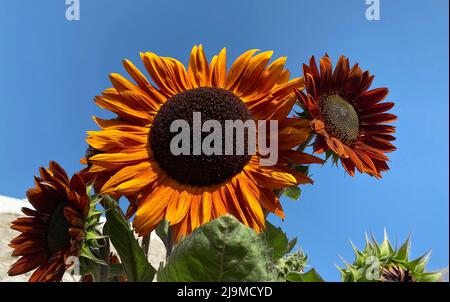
[
  {"left": 296, "top": 55, "right": 397, "bottom": 178},
  {"left": 8, "top": 161, "right": 89, "bottom": 282}
]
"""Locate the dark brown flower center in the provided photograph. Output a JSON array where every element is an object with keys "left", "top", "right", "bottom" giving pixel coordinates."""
[
  {"left": 319, "top": 94, "right": 360, "bottom": 144},
  {"left": 149, "top": 87, "right": 253, "bottom": 187},
  {"left": 47, "top": 202, "right": 70, "bottom": 254},
  {"left": 380, "top": 265, "right": 416, "bottom": 282}
]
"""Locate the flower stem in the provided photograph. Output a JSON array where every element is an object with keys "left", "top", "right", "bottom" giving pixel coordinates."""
[
  {"left": 99, "top": 238, "right": 110, "bottom": 282},
  {"left": 166, "top": 227, "right": 173, "bottom": 261},
  {"left": 142, "top": 233, "right": 151, "bottom": 258}
]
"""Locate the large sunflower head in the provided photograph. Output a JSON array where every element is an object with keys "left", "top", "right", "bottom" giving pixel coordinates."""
[
  {"left": 84, "top": 45, "right": 323, "bottom": 242},
  {"left": 8, "top": 162, "right": 90, "bottom": 282},
  {"left": 296, "top": 55, "right": 397, "bottom": 178}
]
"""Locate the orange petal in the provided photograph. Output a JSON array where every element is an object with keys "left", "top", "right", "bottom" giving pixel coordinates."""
[
  {"left": 209, "top": 48, "right": 227, "bottom": 88},
  {"left": 101, "top": 161, "right": 159, "bottom": 196},
  {"left": 245, "top": 166, "right": 297, "bottom": 190},
  {"left": 86, "top": 129, "right": 147, "bottom": 152},
  {"left": 133, "top": 182, "right": 175, "bottom": 235},
  {"left": 165, "top": 187, "right": 192, "bottom": 226},
  {"left": 225, "top": 49, "right": 259, "bottom": 91},
  {"left": 89, "top": 149, "right": 149, "bottom": 170},
  {"left": 187, "top": 45, "right": 210, "bottom": 88}
]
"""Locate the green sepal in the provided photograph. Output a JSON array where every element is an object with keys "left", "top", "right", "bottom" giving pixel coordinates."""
[
  {"left": 80, "top": 243, "right": 106, "bottom": 265},
  {"left": 293, "top": 165, "right": 309, "bottom": 176}
]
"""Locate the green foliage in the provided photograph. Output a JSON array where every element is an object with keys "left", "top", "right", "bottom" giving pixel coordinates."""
[
  {"left": 283, "top": 165, "right": 310, "bottom": 201},
  {"left": 284, "top": 186, "right": 302, "bottom": 201},
  {"left": 275, "top": 250, "right": 308, "bottom": 280},
  {"left": 158, "top": 215, "right": 273, "bottom": 282},
  {"left": 264, "top": 221, "right": 289, "bottom": 260},
  {"left": 103, "top": 196, "right": 156, "bottom": 282},
  {"left": 285, "top": 269, "right": 325, "bottom": 282},
  {"left": 325, "top": 150, "right": 339, "bottom": 166},
  {"left": 338, "top": 230, "right": 445, "bottom": 282},
  {"left": 78, "top": 187, "right": 107, "bottom": 278},
  {"left": 155, "top": 218, "right": 170, "bottom": 251},
  {"left": 263, "top": 221, "right": 324, "bottom": 282}
]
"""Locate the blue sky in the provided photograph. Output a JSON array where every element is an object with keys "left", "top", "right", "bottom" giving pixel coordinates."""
[{"left": 0, "top": 0, "right": 448, "bottom": 281}]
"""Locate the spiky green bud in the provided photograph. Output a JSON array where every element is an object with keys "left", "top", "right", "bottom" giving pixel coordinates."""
[
  {"left": 275, "top": 249, "right": 308, "bottom": 280},
  {"left": 338, "top": 230, "right": 446, "bottom": 282}
]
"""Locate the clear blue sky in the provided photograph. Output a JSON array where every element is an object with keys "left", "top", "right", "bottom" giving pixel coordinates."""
[{"left": 0, "top": 0, "right": 448, "bottom": 281}]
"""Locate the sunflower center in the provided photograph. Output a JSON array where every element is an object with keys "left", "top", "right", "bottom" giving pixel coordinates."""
[
  {"left": 47, "top": 202, "right": 70, "bottom": 254},
  {"left": 149, "top": 87, "right": 253, "bottom": 187},
  {"left": 319, "top": 94, "right": 360, "bottom": 144}
]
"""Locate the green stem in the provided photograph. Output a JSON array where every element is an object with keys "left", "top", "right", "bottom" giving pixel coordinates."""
[
  {"left": 99, "top": 238, "right": 110, "bottom": 282},
  {"left": 142, "top": 233, "right": 151, "bottom": 258},
  {"left": 166, "top": 227, "right": 173, "bottom": 261}
]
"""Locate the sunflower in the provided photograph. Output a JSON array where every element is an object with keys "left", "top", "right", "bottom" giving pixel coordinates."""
[
  {"left": 8, "top": 161, "right": 90, "bottom": 282},
  {"left": 84, "top": 45, "right": 323, "bottom": 242},
  {"left": 296, "top": 55, "right": 397, "bottom": 178}
]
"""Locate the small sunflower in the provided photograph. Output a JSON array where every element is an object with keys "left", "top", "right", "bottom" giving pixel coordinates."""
[
  {"left": 296, "top": 55, "right": 397, "bottom": 178},
  {"left": 8, "top": 162, "right": 90, "bottom": 282},
  {"left": 83, "top": 45, "right": 323, "bottom": 242}
]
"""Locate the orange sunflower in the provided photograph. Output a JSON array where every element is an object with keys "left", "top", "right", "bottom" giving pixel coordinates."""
[
  {"left": 83, "top": 45, "right": 323, "bottom": 242},
  {"left": 296, "top": 55, "right": 397, "bottom": 178},
  {"left": 8, "top": 161, "right": 89, "bottom": 282}
]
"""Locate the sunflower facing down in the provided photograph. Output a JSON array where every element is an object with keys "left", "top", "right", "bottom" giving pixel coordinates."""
[
  {"left": 296, "top": 55, "right": 397, "bottom": 178},
  {"left": 83, "top": 45, "right": 324, "bottom": 242},
  {"left": 8, "top": 162, "right": 90, "bottom": 282}
]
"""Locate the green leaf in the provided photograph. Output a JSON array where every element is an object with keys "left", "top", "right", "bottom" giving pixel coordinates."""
[
  {"left": 325, "top": 150, "right": 334, "bottom": 161},
  {"left": 285, "top": 269, "right": 325, "bottom": 282},
  {"left": 293, "top": 165, "right": 309, "bottom": 176},
  {"left": 264, "top": 221, "right": 289, "bottom": 260},
  {"left": 418, "top": 271, "right": 445, "bottom": 282},
  {"left": 103, "top": 196, "right": 156, "bottom": 282},
  {"left": 108, "top": 264, "right": 126, "bottom": 278},
  {"left": 396, "top": 236, "right": 411, "bottom": 261},
  {"left": 158, "top": 215, "right": 272, "bottom": 282},
  {"left": 287, "top": 237, "right": 298, "bottom": 253},
  {"left": 284, "top": 186, "right": 302, "bottom": 201},
  {"left": 80, "top": 243, "right": 106, "bottom": 265},
  {"left": 155, "top": 219, "right": 170, "bottom": 251},
  {"left": 85, "top": 231, "right": 108, "bottom": 241}
]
